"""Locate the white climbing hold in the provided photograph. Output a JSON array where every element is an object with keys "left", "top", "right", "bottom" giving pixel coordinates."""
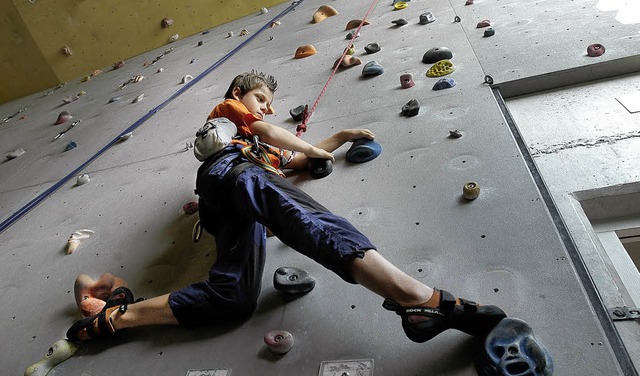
[
  {"left": 24, "top": 339, "right": 79, "bottom": 376},
  {"left": 227, "top": 31, "right": 234, "bottom": 38},
  {"left": 240, "top": 29, "right": 249, "bottom": 36},
  {"left": 6, "top": 148, "right": 25, "bottom": 160},
  {"left": 132, "top": 94, "right": 144, "bottom": 103},
  {"left": 168, "top": 34, "right": 179, "bottom": 42},
  {"left": 66, "top": 229, "right": 95, "bottom": 254},
  {"left": 76, "top": 174, "right": 90, "bottom": 186},
  {"left": 260, "top": 7, "right": 269, "bottom": 14},
  {"left": 120, "top": 132, "right": 133, "bottom": 141},
  {"left": 157, "top": 67, "right": 164, "bottom": 73},
  {"left": 181, "top": 75, "right": 193, "bottom": 84}
]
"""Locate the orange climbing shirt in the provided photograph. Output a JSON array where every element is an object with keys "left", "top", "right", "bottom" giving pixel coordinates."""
[{"left": 208, "top": 99, "right": 294, "bottom": 169}]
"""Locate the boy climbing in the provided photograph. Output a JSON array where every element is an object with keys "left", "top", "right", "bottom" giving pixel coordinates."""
[{"left": 67, "top": 71, "right": 506, "bottom": 345}]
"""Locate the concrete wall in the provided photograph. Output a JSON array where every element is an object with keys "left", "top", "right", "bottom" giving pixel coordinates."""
[{"left": 1, "top": 0, "right": 288, "bottom": 103}]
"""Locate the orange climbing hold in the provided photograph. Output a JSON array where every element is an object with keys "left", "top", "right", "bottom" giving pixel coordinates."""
[
  {"left": 295, "top": 45, "right": 318, "bottom": 58},
  {"left": 312, "top": 5, "right": 338, "bottom": 23},
  {"left": 346, "top": 19, "right": 370, "bottom": 30}
]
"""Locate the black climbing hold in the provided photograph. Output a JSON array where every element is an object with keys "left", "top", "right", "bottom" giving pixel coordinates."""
[
  {"left": 419, "top": 12, "right": 436, "bottom": 25},
  {"left": 483, "top": 28, "right": 495, "bottom": 37},
  {"left": 274, "top": 267, "right": 316, "bottom": 295},
  {"left": 289, "top": 105, "right": 306, "bottom": 121},
  {"left": 449, "top": 130, "right": 463, "bottom": 139},
  {"left": 454, "top": 16, "right": 461, "bottom": 22},
  {"left": 402, "top": 99, "right": 420, "bottom": 117},
  {"left": 362, "top": 61, "right": 384, "bottom": 76},
  {"left": 310, "top": 158, "right": 333, "bottom": 179},
  {"left": 197, "top": 41, "right": 204, "bottom": 46},
  {"left": 346, "top": 138, "right": 382, "bottom": 163},
  {"left": 364, "top": 43, "right": 381, "bottom": 54},
  {"left": 422, "top": 47, "right": 453, "bottom": 64},
  {"left": 432, "top": 78, "right": 456, "bottom": 90},
  {"left": 346, "top": 31, "right": 360, "bottom": 40},
  {"left": 484, "top": 75, "right": 494, "bottom": 85},
  {"left": 392, "top": 18, "right": 408, "bottom": 26}
]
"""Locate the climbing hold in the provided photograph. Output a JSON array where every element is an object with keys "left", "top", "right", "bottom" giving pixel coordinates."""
[
  {"left": 400, "top": 73, "right": 415, "bottom": 89},
  {"left": 426, "top": 60, "right": 455, "bottom": 77},
  {"left": 334, "top": 55, "right": 362, "bottom": 69},
  {"left": 197, "top": 41, "right": 204, "bottom": 46},
  {"left": 157, "top": 68, "right": 164, "bottom": 73},
  {"left": 364, "top": 43, "right": 381, "bottom": 54},
  {"left": 402, "top": 99, "right": 420, "bottom": 117},
  {"left": 344, "top": 45, "right": 356, "bottom": 55},
  {"left": 476, "top": 19, "right": 491, "bottom": 28},
  {"left": 260, "top": 7, "right": 269, "bottom": 14},
  {"left": 168, "top": 34, "right": 179, "bottom": 42},
  {"left": 270, "top": 21, "right": 281, "bottom": 28},
  {"left": 133, "top": 74, "right": 144, "bottom": 83},
  {"left": 362, "top": 61, "right": 384, "bottom": 76},
  {"left": 240, "top": 29, "right": 249, "bottom": 36},
  {"left": 432, "top": 77, "right": 456, "bottom": 90},
  {"left": 454, "top": 15, "right": 461, "bottom": 22},
  {"left": 274, "top": 266, "right": 317, "bottom": 295},
  {"left": 112, "top": 60, "right": 125, "bottom": 70},
  {"left": 289, "top": 105, "right": 307, "bottom": 121},
  {"left": 64, "top": 141, "right": 77, "bottom": 152},
  {"left": 422, "top": 46, "right": 453, "bottom": 64},
  {"left": 484, "top": 75, "right": 494, "bottom": 85},
  {"left": 419, "top": 12, "right": 436, "bottom": 25},
  {"left": 394, "top": 2, "right": 408, "bottom": 10},
  {"left": 63, "top": 95, "right": 79, "bottom": 104},
  {"left": 24, "top": 339, "right": 79, "bottom": 376},
  {"left": 132, "top": 94, "right": 144, "bottom": 103},
  {"left": 466, "top": 0, "right": 474, "bottom": 4},
  {"left": 477, "top": 318, "right": 553, "bottom": 376},
  {"left": 310, "top": 158, "right": 333, "bottom": 179},
  {"left": 74, "top": 273, "right": 129, "bottom": 317},
  {"left": 66, "top": 229, "right": 94, "bottom": 254},
  {"left": 449, "top": 130, "right": 463, "bottom": 139},
  {"left": 109, "top": 96, "right": 121, "bottom": 103},
  {"left": 6, "top": 148, "right": 25, "bottom": 160},
  {"left": 183, "top": 201, "right": 199, "bottom": 215},
  {"left": 190, "top": 59, "right": 196, "bottom": 64},
  {"left": 346, "top": 19, "right": 369, "bottom": 30},
  {"left": 294, "top": 45, "right": 317, "bottom": 59},
  {"left": 161, "top": 17, "right": 174, "bottom": 28},
  {"left": 392, "top": 18, "right": 408, "bottom": 26},
  {"left": 55, "top": 111, "right": 72, "bottom": 125},
  {"left": 484, "top": 28, "right": 495, "bottom": 37},
  {"left": 76, "top": 174, "right": 90, "bottom": 186},
  {"left": 119, "top": 132, "right": 133, "bottom": 141},
  {"left": 587, "top": 43, "right": 605, "bottom": 57},
  {"left": 264, "top": 330, "right": 294, "bottom": 355},
  {"left": 61, "top": 45, "right": 72, "bottom": 56},
  {"left": 91, "top": 69, "right": 102, "bottom": 77},
  {"left": 227, "top": 31, "right": 234, "bottom": 38},
  {"left": 77, "top": 90, "right": 86, "bottom": 96},
  {"left": 346, "top": 138, "right": 382, "bottom": 163},
  {"left": 80, "top": 76, "right": 90, "bottom": 82},
  {"left": 346, "top": 31, "right": 360, "bottom": 40},
  {"left": 463, "top": 182, "right": 480, "bottom": 200},
  {"left": 393, "top": 0, "right": 410, "bottom": 3},
  {"left": 312, "top": 5, "right": 338, "bottom": 23}
]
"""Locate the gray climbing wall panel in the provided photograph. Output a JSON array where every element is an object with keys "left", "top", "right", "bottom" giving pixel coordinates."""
[{"left": 1, "top": 0, "right": 638, "bottom": 375}]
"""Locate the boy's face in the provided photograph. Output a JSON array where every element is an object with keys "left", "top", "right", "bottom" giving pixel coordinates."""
[{"left": 232, "top": 85, "right": 273, "bottom": 120}]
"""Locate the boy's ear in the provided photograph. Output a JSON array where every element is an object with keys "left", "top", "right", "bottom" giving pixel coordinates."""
[{"left": 231, "top": 87, "right": 242, "bottom": 100}]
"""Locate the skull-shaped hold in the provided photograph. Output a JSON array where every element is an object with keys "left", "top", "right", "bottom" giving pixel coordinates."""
[{"left": 477, "top": 317, "right": 553, "bottom": 376}]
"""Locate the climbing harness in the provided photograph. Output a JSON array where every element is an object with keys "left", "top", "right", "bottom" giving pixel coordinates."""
[
  {"left": 236, "top": 136, "right": 286, "bottom": 177},
  {"left": 0, "top": 1, "right": 304, "bottom": 235}
]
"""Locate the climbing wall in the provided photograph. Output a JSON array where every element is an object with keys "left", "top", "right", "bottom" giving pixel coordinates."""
[{"left": 1, "top": 0, "right": 638, "bottom": 375}]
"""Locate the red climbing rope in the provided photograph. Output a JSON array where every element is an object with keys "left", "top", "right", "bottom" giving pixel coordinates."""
[{"left": 296, "top": 0, "right": 381, "bottom": 137}]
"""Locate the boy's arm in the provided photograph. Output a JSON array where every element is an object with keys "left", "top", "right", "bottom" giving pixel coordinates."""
[
  {"left": 286, "top": 128, "right": 376, "bottom": 170},
  {"left": 249, "top": 120, "right": 335, "bottom": 161}
]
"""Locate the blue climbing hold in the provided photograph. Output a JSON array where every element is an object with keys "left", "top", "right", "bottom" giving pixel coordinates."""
[
  {"left": 346, "top": 138, "right": 382, "bottom": 163},
  {"left": 362, "top": 61, "right": 384, "bottom": 77},
  {"left": 65, "top": 141, "right": 77, "bottom": 151},
  {"left": 432, "top": 78, "right": 456, "bottom": 90}
]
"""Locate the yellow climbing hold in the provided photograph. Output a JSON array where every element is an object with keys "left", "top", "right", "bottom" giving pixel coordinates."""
[
  {"left": 312, "top": 5, "right": 338, "bottom": 23},
  {"left": 426, "top": 60, "right": 455, "bottom": 77},
  {"left": 394, "top": 2, "right": 408, "bottom": 10}
]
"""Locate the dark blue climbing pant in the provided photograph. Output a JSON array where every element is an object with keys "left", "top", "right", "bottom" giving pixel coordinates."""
[{"left": 168, "top": 151, "right": 376, "bottom": 327}]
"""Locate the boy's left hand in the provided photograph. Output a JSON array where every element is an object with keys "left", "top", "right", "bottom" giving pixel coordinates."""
[{"left": 343, "top": 129, "right": 375, "bottom": 142}]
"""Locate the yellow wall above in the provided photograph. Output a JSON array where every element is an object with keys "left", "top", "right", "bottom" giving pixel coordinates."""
[{"left": 1, "top": 0, "right": 287, "bottom": 104}]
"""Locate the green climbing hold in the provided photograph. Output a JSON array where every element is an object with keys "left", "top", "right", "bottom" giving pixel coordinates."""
[{"left": 426, "top": 60, "right": 455, "bottom": 77}]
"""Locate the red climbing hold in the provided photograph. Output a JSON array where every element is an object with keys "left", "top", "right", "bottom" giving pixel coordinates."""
[
  {"left": 55, "top": 110, "right": 72, "bottom": 125},
  {"left": 587, "top": 44, "right": 605, "bottom": 57},
  {"left": 183, "top": 201, "right": 199, "bottom": 215}
]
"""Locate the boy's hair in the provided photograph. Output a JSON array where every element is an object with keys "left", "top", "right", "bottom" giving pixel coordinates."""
[{"left": 224, "top": 70, "right": 277, "bottom": 99}]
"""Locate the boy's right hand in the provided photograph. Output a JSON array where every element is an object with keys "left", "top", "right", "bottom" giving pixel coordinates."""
[{"left": 306, "top": 146, "right": 335, "bottom": 162}]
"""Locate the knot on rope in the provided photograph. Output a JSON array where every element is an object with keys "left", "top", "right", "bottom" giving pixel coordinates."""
[{"left": 296, "top": 123, "right": 307, "bottom": 133}]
